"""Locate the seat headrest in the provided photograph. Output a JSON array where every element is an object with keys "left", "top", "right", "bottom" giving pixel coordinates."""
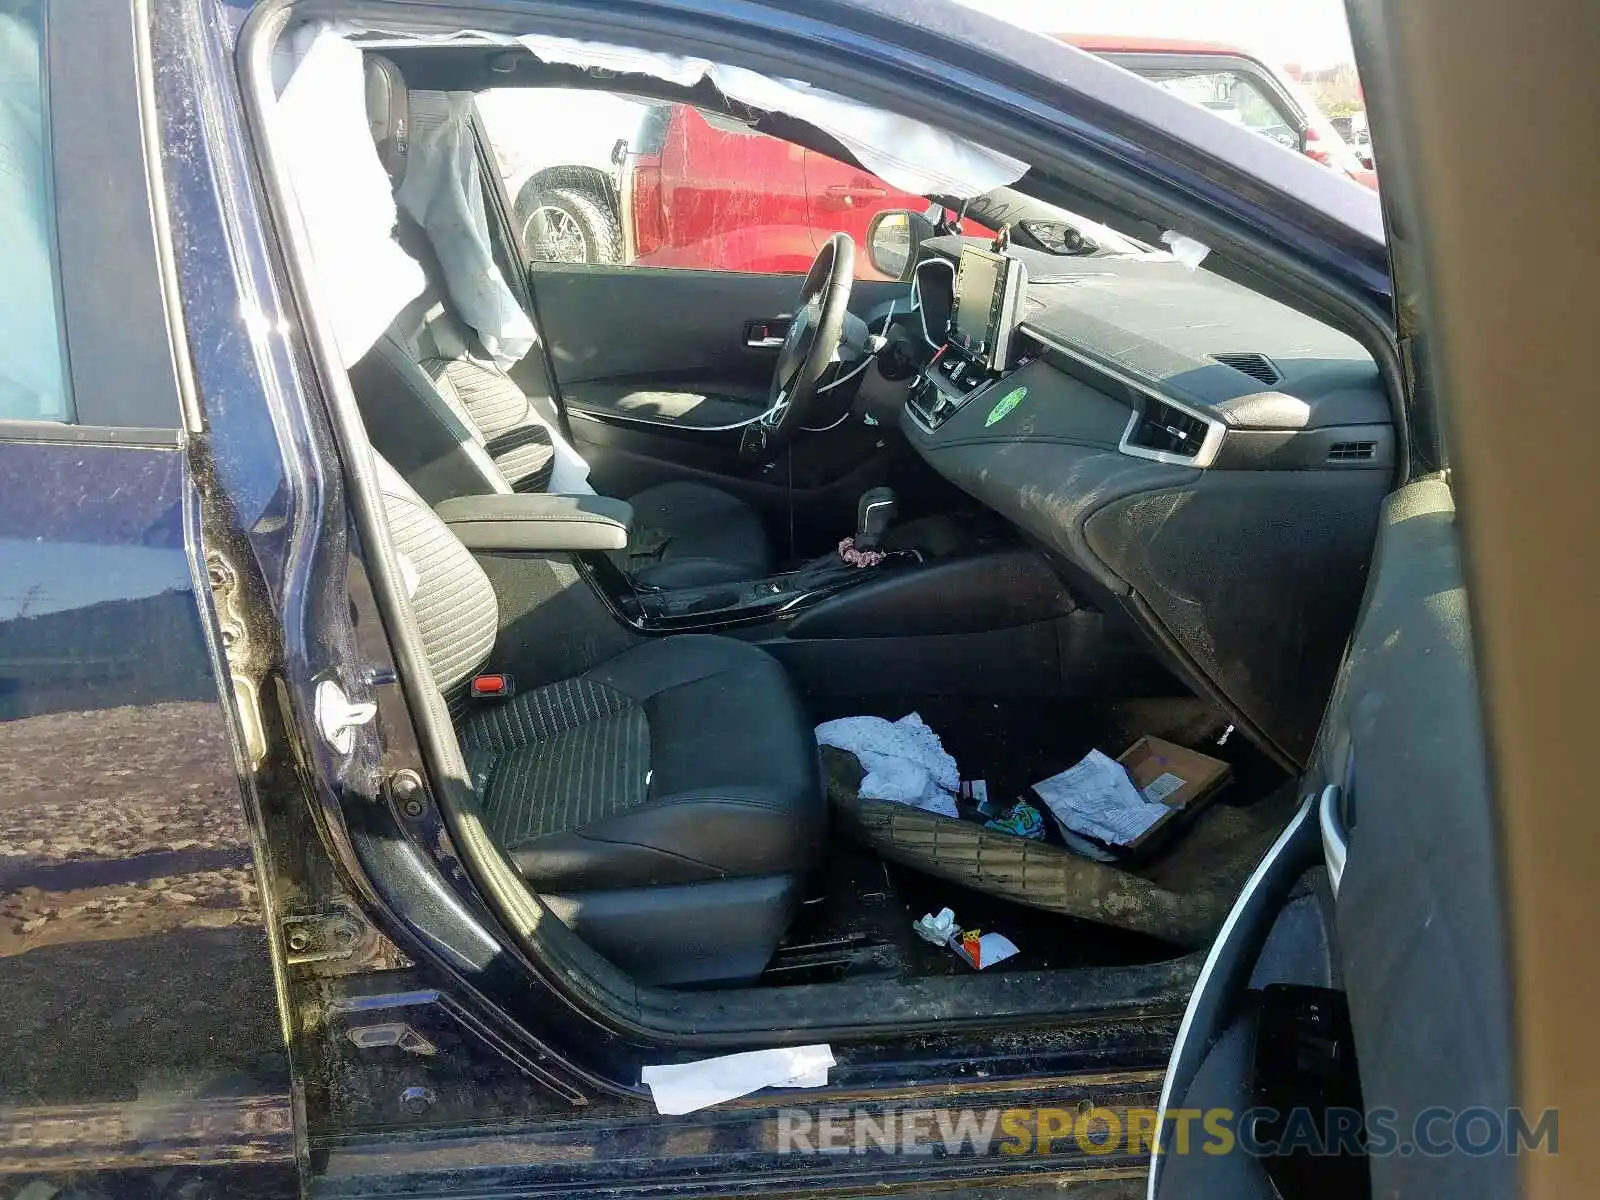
[{"left": 364, "top": 55, "right": 409, "bottom": 187}]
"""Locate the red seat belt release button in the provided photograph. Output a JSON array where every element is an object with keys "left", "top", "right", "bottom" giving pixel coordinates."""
[{"left": 470, "top": 674, "right": 515, "bottom": 700}]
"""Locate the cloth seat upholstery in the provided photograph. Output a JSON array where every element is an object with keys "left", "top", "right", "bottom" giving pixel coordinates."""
[{"left": 373, "top": 454, "right": 822, "bottom": 983}]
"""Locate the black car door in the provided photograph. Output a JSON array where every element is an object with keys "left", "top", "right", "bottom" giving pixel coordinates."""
[
  {"left": 1152, "top": 3, "right": 1517, "bottom": 1192},
  {"left": 1308, "top": 3, "right": 1517, "bottom": 1190},
  {"left": 0, "top": 3, "right": 294, "bottom": 1193},
  {"left": 1151, "top": 476, "right": 1514, "bottom": 1200},
  {"left": 1312, "top": 477, "right": 1514, "bottom": 1195}
]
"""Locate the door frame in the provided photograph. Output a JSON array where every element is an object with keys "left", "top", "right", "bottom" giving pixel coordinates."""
[
  {"left": 234, "top": 0, "right": 1411, "bottom": 1076},
  {"left": 1354, "top": 1, "right": 1600, "bottom": 1196}
]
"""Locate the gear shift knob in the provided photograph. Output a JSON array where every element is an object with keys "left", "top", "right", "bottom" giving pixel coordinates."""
[{"left": 855, "top": 487, "right": 898, "bottom": 551}]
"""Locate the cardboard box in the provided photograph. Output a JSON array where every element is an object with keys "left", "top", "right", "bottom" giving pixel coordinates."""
[{"left": 1116, "top": 736, "right": 1232, "bottom": 853}]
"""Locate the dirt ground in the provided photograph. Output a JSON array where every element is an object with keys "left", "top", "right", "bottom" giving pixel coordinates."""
[{"left": 0, "top": 701, "right": 265, "bottom": 956}]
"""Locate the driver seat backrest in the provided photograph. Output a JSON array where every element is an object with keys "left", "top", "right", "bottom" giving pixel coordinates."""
[
  {"left": 355, "top": 57, "right": 775, "bottom": 586},
  {"left": 351, "top": 74, "right": 562, "bottom": 503}
]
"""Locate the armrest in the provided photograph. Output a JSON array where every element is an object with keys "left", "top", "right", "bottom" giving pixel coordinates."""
[{"left": 434, "top": 493, "right": 634, "bottom": 552}]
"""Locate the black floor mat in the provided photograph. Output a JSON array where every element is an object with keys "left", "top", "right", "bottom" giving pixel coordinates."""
[
  {"left": 763, "top": 694, "right": 1290, "bottom": 984},
  {"left": 764, "top": 837, "right": 1184, "bottom": 984},
  {"left": 810, "top": 694, "right": 1286, "bottom": 817}
]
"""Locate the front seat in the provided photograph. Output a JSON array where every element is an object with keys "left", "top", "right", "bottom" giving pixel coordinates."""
[
  {"left": 372, "top": 452, "right": 823, "bottom": 986},
  {"left": 354, "top": 58, "right": 774, "bottom": 588}
]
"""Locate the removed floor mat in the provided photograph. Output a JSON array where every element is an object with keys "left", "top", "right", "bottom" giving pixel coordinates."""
[{"left": 823, "top": 747, "right": 1299, "bottom": 947}]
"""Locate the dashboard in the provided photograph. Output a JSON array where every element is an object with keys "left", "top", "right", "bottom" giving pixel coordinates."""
[{"left": 896, "top": 236, "right": 1395, "bottom": 763}]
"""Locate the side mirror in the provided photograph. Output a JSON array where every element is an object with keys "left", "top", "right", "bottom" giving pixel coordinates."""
[{"left": 866, "top": 209, "right": 935, "bottom": 282}]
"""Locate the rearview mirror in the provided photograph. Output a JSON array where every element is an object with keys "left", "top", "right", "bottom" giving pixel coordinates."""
[{"left": 866, "top": 209, "right": 935, "bottom": 282}]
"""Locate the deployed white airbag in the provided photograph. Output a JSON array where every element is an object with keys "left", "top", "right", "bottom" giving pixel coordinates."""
[
  {"left": 323, "top": 24, "right": 1028, "bottom": 199},
  {"left": 271, "top": 30, "right": 424, "bottom": 367},
  {"left": 397, "top": 94, "right": 538, "bottom": 369},
  {"left": 270, "top": 29, "right": 596, "bottom": 493},
  {"left": 511, "top": 34, "right": 1029, "bottom": 198}
]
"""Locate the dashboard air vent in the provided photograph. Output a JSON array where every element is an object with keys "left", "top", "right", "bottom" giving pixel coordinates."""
[
  {"left": 1212, "top": 352, "right": 1283, "bottom": 386},
  {"left": 1327, "top": 440, "right": 1378, "bottom": 463},
  {"left": 1127, "top": 399, "right": 1211, "bottom": 458}
]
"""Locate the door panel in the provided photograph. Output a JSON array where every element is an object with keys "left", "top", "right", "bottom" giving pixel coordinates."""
[
  {"left": 534, "top": 264, "right": 815, "bottom": 396},
  {"left": 531, "top": 263, "right": 906, "bottom": 513},
  {"left": 489, "top": 83, "right": 914, "bottom": 508},
  {"left": 534, "top": 265, "right": 904, "bottom": 396},
  {"left": 567, "top": 407, "right": 901, "bottom": 543},
  {"left": 1307, "top": 478, "right": 1514, "bottom": 1196}
]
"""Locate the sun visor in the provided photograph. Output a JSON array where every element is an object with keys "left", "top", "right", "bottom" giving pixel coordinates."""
[
  {"left": 398, "top": 92, "right": 537, "bottom": 368},
  {"left": 271, "top": 29, "right": 424, "bottom": 367},
  {"left": 319, "top": 24, "right": 1029, "bottom": 199}
]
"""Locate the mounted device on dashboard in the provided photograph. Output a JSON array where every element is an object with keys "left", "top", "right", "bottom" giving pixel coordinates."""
[
  {"left": 907, "top": 245, "right": 1029, "bottom": 431},
  {"left": 950, "top": 244, "right": 1027, "bottom": 372}
]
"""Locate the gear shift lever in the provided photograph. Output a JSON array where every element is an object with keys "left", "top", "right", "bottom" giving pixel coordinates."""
[{"left": 855, "top": 487, "right": 899, "bottom": 551}]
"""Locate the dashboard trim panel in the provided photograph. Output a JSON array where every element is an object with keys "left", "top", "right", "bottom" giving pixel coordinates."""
[
  {"left": 1020, "top": 324, "right": 1228, "bottom": 469},
  {"left": 904, "top": 369, "right": 1001, "bottom": 436}
]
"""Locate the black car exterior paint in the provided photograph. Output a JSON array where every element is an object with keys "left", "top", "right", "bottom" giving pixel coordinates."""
[
  {"left": 0, "top": 0, "right": 295, "bottom": 1194},
  {"left": 0, "top": 0, "right": 1407, "bottom": 1195},
  {"left": 0, "top": 437, "right": 297, "bottom": 1196}
]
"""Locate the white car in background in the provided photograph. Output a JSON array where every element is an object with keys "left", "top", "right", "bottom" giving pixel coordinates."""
[
  {"left": 475, "top": 88, "right": 649, "bottom": 263},
  {"left": 1058, "top": 35, "right": 1380, "bottom": 190}
]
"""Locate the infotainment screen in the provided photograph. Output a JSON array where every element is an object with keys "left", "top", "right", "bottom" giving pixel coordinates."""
[{"left": 951, "top": 245, "right": 1023, "bottom": 370}]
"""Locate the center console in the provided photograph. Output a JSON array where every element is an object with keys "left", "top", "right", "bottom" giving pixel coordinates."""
[
  {"left": 906, "top": 351, "right": 1002, "bottom": 432},
  {"left": 583, "top": 539, "right": 922, "bottom": 634},
  {"left": 576, "top": 531, "right": 1119, "bottom": 703},
  {"left": 906, "top": 243, "right": 1028, "bottom": 432}
]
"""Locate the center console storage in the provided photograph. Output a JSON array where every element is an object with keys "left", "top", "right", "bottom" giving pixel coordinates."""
[
  {"left": 584, "top": 552, "right": 907, "bottom": 633},
  {"left": 576, "top": 537, "right": 1175, "bottom": 700}
]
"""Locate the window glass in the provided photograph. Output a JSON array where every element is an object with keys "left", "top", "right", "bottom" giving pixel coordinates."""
[
  {"left": 477, "top": 87, "right": 922, "bottom": 281},
  {"left": 1148, "top": 70, "right": 1301, "bottom": 151},
  {"left": 0, "top": 0, "right": 71, "bottom": 421}
]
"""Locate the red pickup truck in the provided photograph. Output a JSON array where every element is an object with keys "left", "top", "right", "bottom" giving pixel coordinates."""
[
  {"left": 502, "top": 37, "right": 1373, "bottom": 275},
  {"left": 507, "top": 100, "right": 994, "bottom": 279},
  {"left": 621, "top": 104, "right": 932, "bottom": 278}
]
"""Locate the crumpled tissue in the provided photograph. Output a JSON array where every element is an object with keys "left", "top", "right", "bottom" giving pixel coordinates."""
[{"left": 816, "top": 712, "right": 960, "bottom": 817}]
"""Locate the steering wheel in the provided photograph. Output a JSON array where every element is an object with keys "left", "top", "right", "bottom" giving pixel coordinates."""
[{"left": 741, "top": 232, "right": 855, "bottom": 462}]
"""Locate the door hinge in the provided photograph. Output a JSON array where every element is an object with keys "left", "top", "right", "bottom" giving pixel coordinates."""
[{"left": 281, "top": 904, "right": 371, "bottom": 967}]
